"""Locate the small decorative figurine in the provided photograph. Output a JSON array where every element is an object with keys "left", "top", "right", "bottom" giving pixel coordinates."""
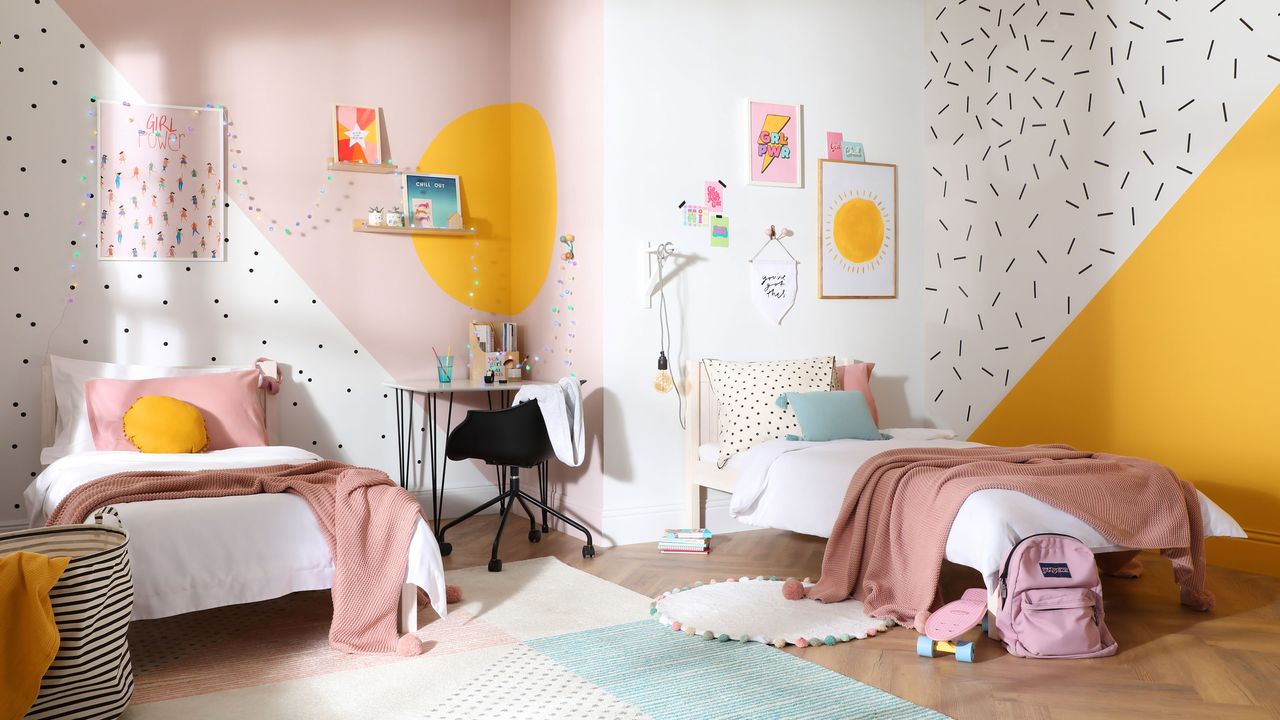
[{"left": 367, "top": 206, "right": 384, "bottom": 227}]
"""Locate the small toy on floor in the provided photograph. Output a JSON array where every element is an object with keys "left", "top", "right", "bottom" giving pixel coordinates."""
[{"left": 915, "top": 587, "right": 988, "bottom": 663}]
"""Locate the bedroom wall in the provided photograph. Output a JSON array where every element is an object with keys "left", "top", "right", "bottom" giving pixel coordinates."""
[
  {"left": 601, "top": 0, "right": 927, "bottom": 544},
  {"left": 924, "top": 1, "right": 1280, "bottom": 575},
  {"left": 0, "top": 0, "right": 604, "bottom": 533}
]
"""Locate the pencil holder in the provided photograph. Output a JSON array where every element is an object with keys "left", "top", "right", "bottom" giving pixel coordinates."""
[{"left": 436, "top": 355, "right": 454, "bottom": 383}]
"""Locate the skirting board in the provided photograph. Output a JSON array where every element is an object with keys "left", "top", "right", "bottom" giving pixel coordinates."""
[
  {"left": 412, "top": 484, "right": 600, "bottom": 545},
  {"left": 602, "top": 489, "right": 755, "bottom": 547},
  {"left": 0, "top": 519, "right": 29, "bottom": 534}
]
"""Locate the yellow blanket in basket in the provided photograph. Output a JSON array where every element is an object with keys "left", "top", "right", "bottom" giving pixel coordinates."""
[{"left": 0, "top": 551, "right": 69, "bottom": 720}]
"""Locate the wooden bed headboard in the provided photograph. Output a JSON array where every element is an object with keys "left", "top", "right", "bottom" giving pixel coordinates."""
[
  {"left": 40, "top": 362, "right": 281, "bottom": 452},
  {"left": 682, "top": 357, "right": 857, "bottom": 527}
]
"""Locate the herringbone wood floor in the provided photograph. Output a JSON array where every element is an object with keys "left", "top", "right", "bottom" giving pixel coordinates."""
[{"left": 441, "top": 515, "right": 1280, "bottom": 720}]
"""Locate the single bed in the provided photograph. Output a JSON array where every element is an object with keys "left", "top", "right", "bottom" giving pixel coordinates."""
[
  {"left": 24, "top": 359, "right": 448, "bottom": 628},
  {"left": 683, "top": 360, "right": 1247, "bottom": 594}
]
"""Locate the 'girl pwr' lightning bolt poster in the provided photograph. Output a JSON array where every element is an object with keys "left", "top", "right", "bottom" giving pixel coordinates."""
[
  {"left": 97, "top": 101, "right": 226, "bottom": 261},
  {"left": 747, "top": 100, "right": 804, "bottom": 188}
]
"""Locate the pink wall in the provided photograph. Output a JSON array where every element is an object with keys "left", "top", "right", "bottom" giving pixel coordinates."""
[
  {"left": 60, "top": 0, "right": 605, "bottom": 533},
  {"left": 59, "top": 0, "right": 513, "bottom": 381},
  {"left": 510, "top": 0, "right": 605, "bottom": 535}
]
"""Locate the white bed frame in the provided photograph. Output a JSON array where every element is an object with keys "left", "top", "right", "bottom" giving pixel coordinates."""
[
  {"left": 40, "top": 362, "right": 420, "bottom": 634},
  {"left": 684, "top": 358, "right": 855, "bottom": 528}
]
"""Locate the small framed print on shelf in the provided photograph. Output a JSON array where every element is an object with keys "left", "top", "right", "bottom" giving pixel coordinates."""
[
  {"left": 403, "top": 173, "right": 461, "bottom": 230},
  {"left": 333, "top": 105, "right": 382, "bottom": 165}
]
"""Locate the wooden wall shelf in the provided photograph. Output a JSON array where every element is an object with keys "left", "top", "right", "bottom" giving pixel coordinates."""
[
  {"left": 351, "top": 219, "right": 476, "bottom": 236},
  {"left": 327, "top": 158, "right": 399, "bottom": 174}
]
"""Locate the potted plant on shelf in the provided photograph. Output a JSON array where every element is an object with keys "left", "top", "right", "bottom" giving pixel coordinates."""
[
  {"left": 384, "top": 206, "right": 403, "bottom": 228},
  {"left": 367, "top": 206, "right": 384, "bottom": 227}
]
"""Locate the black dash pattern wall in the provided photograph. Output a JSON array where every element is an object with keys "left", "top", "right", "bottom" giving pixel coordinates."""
[{"left": 924, "top": 0, "right": 1280, "bottom": 435}]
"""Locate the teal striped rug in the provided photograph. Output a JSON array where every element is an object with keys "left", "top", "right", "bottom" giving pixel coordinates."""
[{"left": 423, "top": 619, "right": 946, "bottom": 720}]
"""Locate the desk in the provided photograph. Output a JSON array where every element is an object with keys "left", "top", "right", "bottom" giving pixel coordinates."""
[{"left": 385, "top": 377, "right": 560, "bottom": 536}]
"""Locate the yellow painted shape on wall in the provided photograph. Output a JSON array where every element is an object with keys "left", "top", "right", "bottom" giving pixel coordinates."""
[
  {"left": 973, "top": 84, "right": 1280, "bottom": 577},
  {"left": 414, "top": 103, "right": 556, "bottom": 314}
]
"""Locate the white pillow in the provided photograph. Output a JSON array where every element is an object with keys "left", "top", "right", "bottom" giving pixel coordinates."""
[
  {"left": 704, "top": 356, "right": 836, "bottom": 468},
  {"left": 44, "top": 356, "right": 253, "bottom": 465}
]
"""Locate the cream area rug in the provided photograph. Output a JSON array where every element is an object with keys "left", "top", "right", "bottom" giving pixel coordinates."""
[
  {"left": 122, "top": 558, "right": 944, "bottom": 720},
  {"left": 653, "top": 576, "right": 895, "bottom": 648}
]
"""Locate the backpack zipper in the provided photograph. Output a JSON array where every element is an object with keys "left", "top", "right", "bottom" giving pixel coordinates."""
[{"left": 997, "top": 532, "right": 1080, "bottom": 609}]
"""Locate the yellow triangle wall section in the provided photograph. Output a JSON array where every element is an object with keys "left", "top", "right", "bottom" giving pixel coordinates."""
[{"left": 972, "top": 83, "right": 1280, "bottom": 577}]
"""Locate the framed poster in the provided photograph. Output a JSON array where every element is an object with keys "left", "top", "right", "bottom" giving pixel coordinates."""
[
  {"left": 97, "top": 101, "right": 226, "bottom": 261},
  {"left": 747, "top": 99, "right": 803, "bottom": 188},
  {"left": 818, "top": 159, "right": 897, "bottom": 298},
  {"left": 333, "top": 104, "right": 382, "bottom": 165},
  {"left": 403, "top": 173, "right": 461, "bottom": 229}
]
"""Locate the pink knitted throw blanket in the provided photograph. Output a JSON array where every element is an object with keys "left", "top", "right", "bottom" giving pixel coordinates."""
[
  {"left": 804, "top": 445, "right": 1213, "bottom": 624},
  {"left": 47, "top": 461, "right": 426, "bottom": 655}
]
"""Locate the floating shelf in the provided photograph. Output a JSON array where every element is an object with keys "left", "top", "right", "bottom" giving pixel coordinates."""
[
  {"left": 327, "top": 158, "right": 399, "bottom": 174},
  {"left": 351, "top": 219, "right": 477, "bottom": 236}
]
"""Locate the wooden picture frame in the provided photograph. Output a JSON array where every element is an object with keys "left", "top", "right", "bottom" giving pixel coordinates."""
[
  {"left": 817, "top": 159, "right": 898, "bottom": 299},
  {"left": 332, "top": 104, "right": 383, "bottom": 166}
]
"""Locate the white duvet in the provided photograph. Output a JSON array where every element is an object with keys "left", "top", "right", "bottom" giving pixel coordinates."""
[
  {"left": 23, "top": 446, "right": 448, "bottom": 621},
  {"left": 723, "top": 429, "right": 1247, "bottom": 591}
]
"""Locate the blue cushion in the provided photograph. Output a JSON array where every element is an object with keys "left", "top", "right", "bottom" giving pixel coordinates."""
[{"left": 775, "top": 391, "right": 889, "bottom": 442}]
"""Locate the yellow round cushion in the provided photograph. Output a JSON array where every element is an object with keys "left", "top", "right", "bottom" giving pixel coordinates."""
[{"left": 123, "top": 395, "right": 209, "bottom": 453}]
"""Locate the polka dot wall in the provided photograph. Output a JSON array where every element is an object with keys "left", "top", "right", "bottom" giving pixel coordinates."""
[
  {"left": 924, "top": 0, "right": 1280, "bottom": 435},
  {"left": 0, "top": 0, "right": 502, "bottom": 525}
]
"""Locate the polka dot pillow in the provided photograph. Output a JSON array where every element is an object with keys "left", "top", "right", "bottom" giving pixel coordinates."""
[{"left": 704, "top": 356, "right": 836, "bottom": 468}]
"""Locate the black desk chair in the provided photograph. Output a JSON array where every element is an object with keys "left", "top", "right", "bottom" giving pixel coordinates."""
[{"left": 437, "top": 400, "right": 596, "bottom": 572}]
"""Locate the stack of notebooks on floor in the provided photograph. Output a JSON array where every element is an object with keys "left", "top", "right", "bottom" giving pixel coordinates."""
[{"left": 659, "top": 528, "right": 711, "bottom": 554}]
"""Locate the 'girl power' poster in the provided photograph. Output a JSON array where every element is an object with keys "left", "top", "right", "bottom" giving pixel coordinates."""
[{"left": 97, "top": 101, "right": 226, "bottom": 261}]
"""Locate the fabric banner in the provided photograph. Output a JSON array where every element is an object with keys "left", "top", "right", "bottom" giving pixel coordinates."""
[{"left": 749, "top": 258, "right": 797, "bottom": 325}]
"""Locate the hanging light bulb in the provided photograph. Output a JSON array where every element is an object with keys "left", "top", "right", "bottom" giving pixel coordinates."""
[{"left": 654, "top": 351, "right": 674, "bottom": 393}]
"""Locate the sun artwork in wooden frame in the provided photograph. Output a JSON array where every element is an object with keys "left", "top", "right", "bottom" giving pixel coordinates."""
[{"left": 818, "top": 159, "right": 897, "bottom": 298}]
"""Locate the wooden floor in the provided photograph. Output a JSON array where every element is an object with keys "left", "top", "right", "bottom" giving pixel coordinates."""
[{"left": 441, "top": 515, "right": 1280, "bottom": 720}]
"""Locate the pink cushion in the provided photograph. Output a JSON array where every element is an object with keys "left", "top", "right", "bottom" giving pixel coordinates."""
[
  {"left": 85, "top": 370, "right": 267, "bottom": 452},
  {"left": 839, "top": 362, "right": 880, "bottom": 427}
]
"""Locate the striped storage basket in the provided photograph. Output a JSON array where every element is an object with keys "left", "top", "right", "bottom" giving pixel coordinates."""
[{"left": 0, "top": 524, "right": 135, "bottom": 719}]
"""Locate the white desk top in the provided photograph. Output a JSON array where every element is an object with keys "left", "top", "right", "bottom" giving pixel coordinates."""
[{"left": 384, "top": 377, "right": 572, "bottom": 394}]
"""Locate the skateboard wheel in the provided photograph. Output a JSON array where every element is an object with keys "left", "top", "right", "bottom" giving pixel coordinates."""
[
  {"left": 916, "top": 635, "right": 936, "bottom": 658},
  {"left": 981, "top": 615, "right": 989, "bottom": 634},
  {"left": 956, "top": 641, "right": 975, "bottom": 663}
]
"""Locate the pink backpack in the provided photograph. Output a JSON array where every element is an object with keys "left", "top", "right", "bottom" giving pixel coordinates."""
[{"left": 995, "top": 533, "right": 1118, "bottom": 659}]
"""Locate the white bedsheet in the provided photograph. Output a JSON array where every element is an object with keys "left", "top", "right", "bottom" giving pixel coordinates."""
[
  {"left": 23, "top": 447, "right": 448, "bottom": 621},
  {"left": 726, "top": 430, "right": 1247, "bottom": 591}
]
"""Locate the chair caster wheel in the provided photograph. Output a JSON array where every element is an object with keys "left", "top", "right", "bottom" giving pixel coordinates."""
[
  {"left": 582, "top": 545, "right": 595, "bottom": 559},
  {"left": 528, "top": 530, "right": 542, "bottom": 543},
  {"left": 439, "top": 542, "right": 452, "bottom": 557},
  {"left": 488, "top": 559, "right": 502, "bottom": 572}
]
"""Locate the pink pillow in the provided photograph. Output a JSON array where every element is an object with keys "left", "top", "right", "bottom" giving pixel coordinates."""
[
  {"left": 85, "top": 370, "right": 267, "bottom": 452},
  {"left": 839, "top": 362, "right": 881, "bottom": 427}
]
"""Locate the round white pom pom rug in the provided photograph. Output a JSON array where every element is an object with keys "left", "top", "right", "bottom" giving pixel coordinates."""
[{"left": 650, "top": 576, "right": 895, "bottom": 649}]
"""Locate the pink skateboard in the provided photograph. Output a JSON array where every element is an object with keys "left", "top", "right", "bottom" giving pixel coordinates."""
[{"left": 916, "top": 588, "right": 988, "bottom": 663}]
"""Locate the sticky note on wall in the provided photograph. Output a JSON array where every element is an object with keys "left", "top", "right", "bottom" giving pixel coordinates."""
[{"left": 710, "top": 214, "right": 729, "bottom": 247}]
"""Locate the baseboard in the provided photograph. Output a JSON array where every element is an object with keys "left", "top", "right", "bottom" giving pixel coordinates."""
[
  {"left": 411, "top": 484, "right": 600, "bottom": 545},
  {"left": 0, "top": 519, "right": 29, "bottom": 534},
  {"left": 1207, "top": 528, "right": 1280, "bottom": 578},
  {"left": 602, "top": 490, "right": 756, "bottom": 547}
]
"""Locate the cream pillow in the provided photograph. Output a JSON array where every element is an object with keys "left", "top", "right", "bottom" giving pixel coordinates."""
[{"left": 704, "top": 356, "right": 836, "bottom": 467}]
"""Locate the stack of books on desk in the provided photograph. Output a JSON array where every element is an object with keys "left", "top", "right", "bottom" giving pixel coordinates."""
[{"left": 659, "top": 528, "right": 712, "bottom": 554}]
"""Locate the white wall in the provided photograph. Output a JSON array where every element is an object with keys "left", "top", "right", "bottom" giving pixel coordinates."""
[{"left": 601, "top": 0, "right": 927, "bottom": 545}]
